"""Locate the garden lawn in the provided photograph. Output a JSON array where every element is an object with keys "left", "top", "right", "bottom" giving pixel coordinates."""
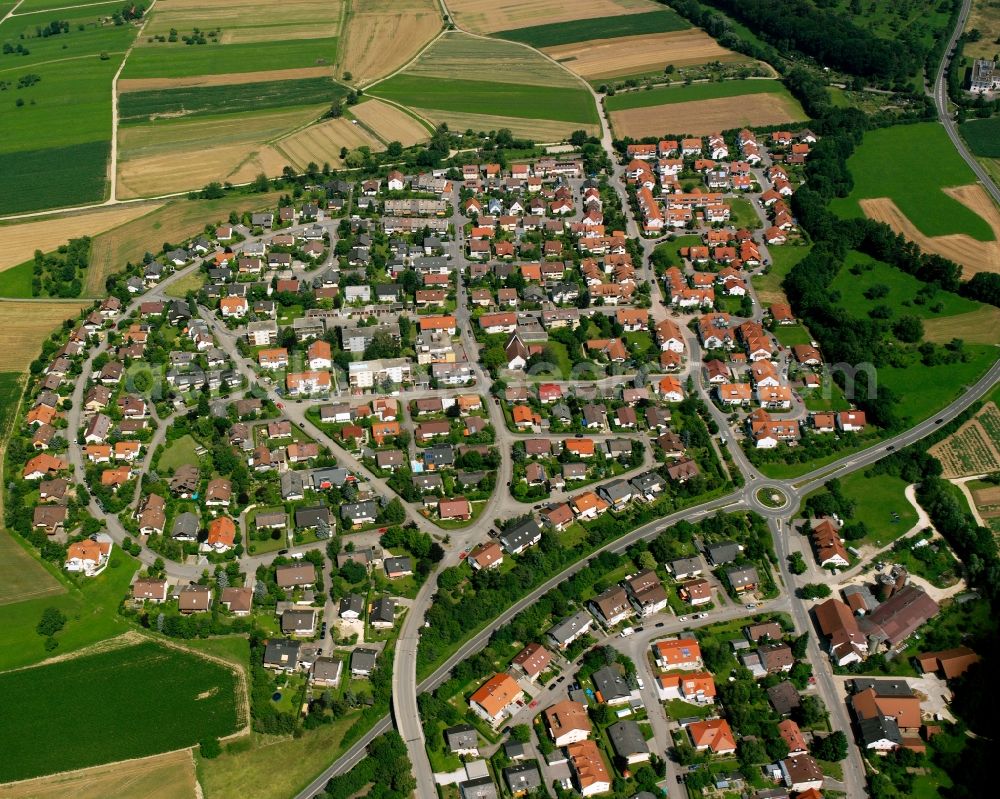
[
  {"left": 772, "top": 324, "right": 812, "bottom": 347},
  {"left": 829, "top": 122, "right": 994, "bottom": 241},
  {"left": 0, "top": 640, "right": 239, "bottom": 781},
  {"left": 0, "top": 260, "right": 35, "bottom": 298},
  {"left": 838, "top": 470, "right": 917, "bottom": 548},
  {"left": 159, "top": 434, "right": 202, "bottom": 471},
  {"left": 370, "top": 76, "right": 599, "bottom": 124},
  {"left": 0, "top": 546, "right": 138, "bottom": 671},
  {"left": 830, "top": 251, "right": 981, "bottom": 321},
  {"left": 605, "top": 78, "right": 792, "bottom": 111},
  {"left": 495, "top": 9, "right": 688, "bottom": 47}
]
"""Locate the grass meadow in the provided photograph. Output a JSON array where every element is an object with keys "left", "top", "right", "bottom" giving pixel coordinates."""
[
  {"left": 121, "top": 38, "right": 338, "bottom": 79},
  {"left": 830, "top": 251, "right": 982, "bottom": 320},
  {"left": 495, "top": 8, "right": 688, "bottom": 47},
  {"left": 0, "top": 640, "right": 240, "bottom": 781},
  {"left": 838, "top": 470, "right": 918, "bottom": 548},
  {"left": 0, "top": 527, "right": 64, "bottom": 607},
  {"left": 0, "top": 372, "right": 23, "bottom": 443},
  {"left": 0, "top": 260, "right": 34, "bottom": 298},
  {"left": 371, "top": 75, "right": 599, "bottom": 124},
  {"left": 829, "top": 122, "right": 995, "bottom": 241},
  {"left": 605, "top": 78, "right": 792, "bottom": 111}
]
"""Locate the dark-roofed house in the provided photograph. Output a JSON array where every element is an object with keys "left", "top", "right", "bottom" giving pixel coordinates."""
[
  {"left": 339, "top": 593, "right": 364, "bottom": 620},
  {"left": 503, "top": 762, "right": 542, "bottom": 796},
  {"left": 592, "top": 665, "right": 632, "bottom": 705},
  {"left": 341, "top": 500, "right": 379, "bottom": 526},
  {"left": 350, "top": 647, "right": 378, "bottom": 677},
  {"left": 445, "top": 723, "right": 479, "bottom": 756},
  {"left": 669, "top": 556, "right": 703, "bottom": 579},
  {"left": 263, "top": 639, "right": 300, "bottom": 671},
  {"left": 499, "top": 517, "right": 542, "bottom": 555},
  {"left": 607, "top": 720, "right": 650, "bottom": 764},
  {"left": 625, "top": 569, "right": 668, "bottom": 616},
  {"left": 548, "top": 610, "right": 593, "bottom": 649},
  {"left": 767, "top": 680, "right": 801, "bottom": 716},
  {"left": 459, "top": 776, "right": 498, "bottom": 799},
  {"left": 706, "top": 541, "right": 741, "bottom": 565},
  {"left": 384, "top": 556, "right": 413, "bottom": 579},
  {"left": 858, "top": 715, "right": 903, "bottom": 752},
  {"left": 295, "top": 505, "right": 332, "bottom": 530},
  {"left": 725, "top": 564, "right": 758, "bottom": 593},
  {"left": 590, "top": 586, "right": 632, "bottom": 627},
  {"left": 370, "top": 596, "right": 396, "bottom": 628},
  {"left": 281, "top": 608, "right": 316, "bottom": 636},
  {"left": 171, "top": 511, "right": 200, "bottom": 541},
  {"left": 311, "top": 656, "right": 343, "bottom": 687}
]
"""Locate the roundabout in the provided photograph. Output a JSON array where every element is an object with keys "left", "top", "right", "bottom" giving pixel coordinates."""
[{"left": 753, "top": 485, "right": 790, "bottom": 511}]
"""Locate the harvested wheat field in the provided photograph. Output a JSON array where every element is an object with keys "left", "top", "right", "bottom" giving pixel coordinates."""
[
  {"left": 859, "top": 185, "right": 1000, "bottom": 276},
  {"left": 0, "top": 301, "right": 92, "bottom": 371},
  {"left": 448, "top": 0, "right": 656, "bottom": 34},
  {"left": 339, "top": 0, "right": 441, "bottom": 85},
  {"left": 930, "top": 403, "right": 1000, "bottom": 478},
  {"left": 972, "top": 486, "right": 1000, "bottom": 520},
  {"left": 408, "top": 107, "right": 592, "bottom": 141},
  {"left": 141, "top": 0, "right": 343, "bottom": 43},
  {"left": 118, "top": 66, "right": 334, "bottom": 92},
  {"left": 117, "top": 107, "right": 321, "bottom": 198},
  {"left": 351, "top": 99, "right": 430, "bottom": 145},
  {"left": 275, "top": 117, "right": 385, "bottom": 169},
  {"left": 87, "top": 193, "right": 283, "bottom": 295},
  {"left": 923, "top": 305, "right": 1000, "bottom": 344},
  {"left": 546, "top": 29, "right": 745, "bottom": 79},
  {"left": 611, "top": 93, "right": 803, "bottom": 138},
  {"left": 406, "top": 32, "right": 582, "bottom": 87},
  {"left": 0, "top": 750, "right": 197, "bottom": 799},
  {"left": 0, "top": 205, "right": 163, "bottom": 272}
]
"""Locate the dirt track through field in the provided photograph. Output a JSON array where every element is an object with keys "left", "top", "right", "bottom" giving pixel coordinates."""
[
  {"left": 545, "top": 29, "right": 745, "bottom": 79},
  {"left": 118, "top": 66, "right": 334, "bottom": 92},
  {"left": 0, "top": 205, "right": 164, "bottom": 271},
  {"left": 275, "top": 117, "right": 385, "bottom": 169},
  {"left": 858, "top": 184, "right": 1000, "bottom": 276},
  {"left": 610, "top": 93, "right": 803, "bottom": 137}
]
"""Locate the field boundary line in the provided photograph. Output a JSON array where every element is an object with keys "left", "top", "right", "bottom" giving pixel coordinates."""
[
  {"left": 0, "top": 51, "right": 127, "bottom": 76},
  {"left": 0, "top": 746, "right": 196, "bottom": 790},
  {"left": 360, "top": 26, "right": 446, "bottom": 91},
  {"left": 361, "top": 96, "right": 437, "bottom": 136},
  {"left": 346, "top": 110, "right": 390, "bottom": 147},
  {"left": 10, "top": 0, "right": 120, "bottom": 16},
  {"left": 108, "top": 2, "right": 156, "bottom": 203},
  {"left": 0, "top": 631, "right": 145, "bottom": 675}
]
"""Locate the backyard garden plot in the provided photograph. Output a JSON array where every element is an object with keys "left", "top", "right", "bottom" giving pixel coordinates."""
[
  {"left": 495, "top": 7, "right": 688, "bottom": 46},
  {"left": 350, "top": 99, "right": 431, "bottom": 145},
  {"left": 275, "top": 116, "right": 386, "bottom": 169},
  {"left": 399, "top": 32, "right": 582, "bottom": 88},
  {"left": 545, "top": 29, "right": 745, "bottom": 80},
  {"left": 446, "top": 0, "right": 659, "bottom": 34},
  {"left": 829, "top": 123, "right": 997, "bottom": 242},
  {"left": 930, "top": 403, "right": 1000, "bottom": 478},
  {"left": 337, "top": 0, "right": 441, "bottom": 85},
  {"left": 0, "top": 640, "right": 242, "bottom": 781}
]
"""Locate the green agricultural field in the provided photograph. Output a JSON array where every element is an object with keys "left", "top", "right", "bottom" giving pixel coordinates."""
[
  {"left": 829, "top": 122, "right": 995, "bottom": 241},
  {"left": 830, "top": 251, "right": 982, "bottom": 321},
  {"left": 605, "top": 78, "right": 792, "bottom": 111},
  {"left": 959, "top": 116, "right": 1000, "bottom": 158},
  {"left": 122, "top": 37, "right": 338, "bottom": 79},
  {"left": 838, "top": 470, "right": 918, "bottom": 548},
  {"left": 495, "top": 9, "right": 688, "bottom": 47},
  {"left": 12, "top": 0, "right": 121, "bottom": 11},
  {"left": 0, "top": 546, "right": 138, "bottom": 671},
  {"left": 0, "top": 640, "right": 240, "bottom": 781},
  {"left": 0, "top": 371, "right": 22, "bottom": 442},
  {"left": 370, "top": 75, "right": 599, "bottom": 124},
  {"left": 0, "top": 260, "right": 34, "bottom": 298},
  {"left": 119, "top": 77, "right": 344, "bottom": 122},
  {"left": 0, "top": 141, "right": 109, "bottom": 213}
]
